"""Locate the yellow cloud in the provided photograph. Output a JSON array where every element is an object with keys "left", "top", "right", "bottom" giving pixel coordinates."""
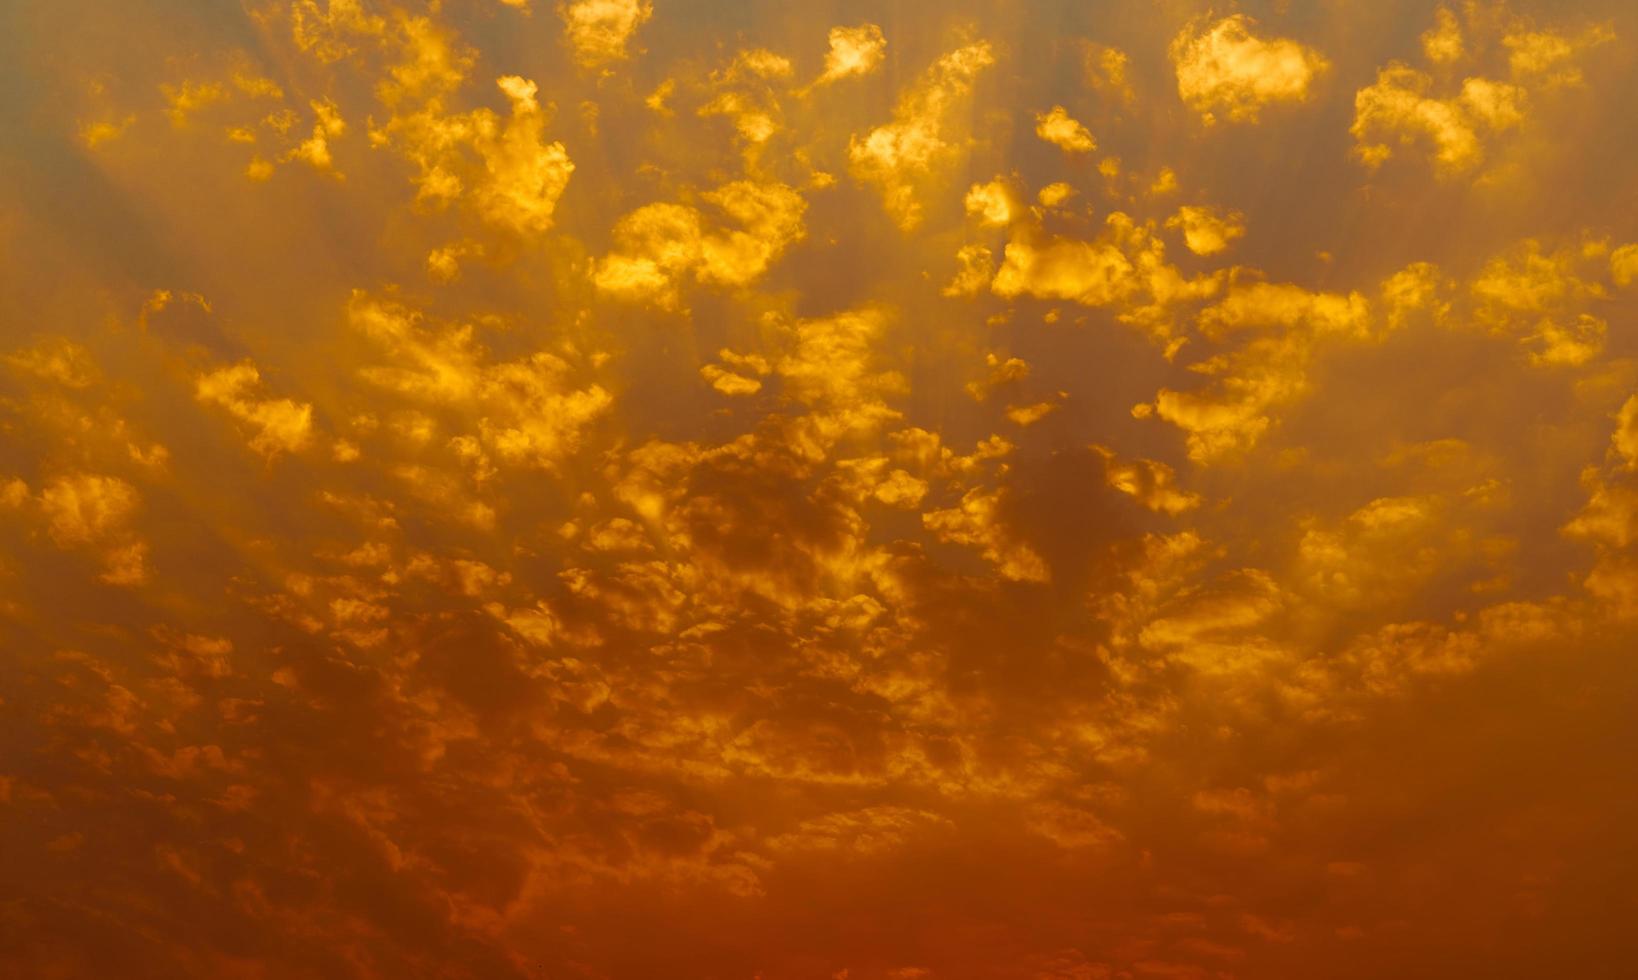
[
  {"left": 815, "top": 24, "right": 887, "bottom": 86},
  {"left": 1167, "top": 205, "right": 1246, "bottom": 256},
  {"left": 1005, "top": 401, "right": 1055, "bottom": 426},
  {"left": 1037, "top": 182, "right": 1075, "bottom": 207},
  {"left": 1297, "top": 490, "right": 1508, "bottom": 610},
  {"left": 1034, "top": 105, "right": 1095, "bottom": 153},
  {"left": 1612, "top": 396, "right": 1638, "bottom": 468},
  {"left": 963, "top": 178, "right": 1015, "bottom": 227},
  {"left": 943, "top": 244, "right": 995, "bottom": 297},
  {"left": 1353, "top": 8, "right": 1610, "bottom": 177},
  {"left": 965, "top": 352, "right": 1029, "bottom": 402},
  {"left": 6, "top": 337, "right": 98, "bottom": 388},
  {"left": 34, "top": 474, "right": 150, "bottom": 585},
  {"left": 1170, "top": 15, "right": 1328, "bottom": 124},
  {"left": 1083, "top": 42, "right": 1135, "bottom": 105},
  {"left": 848, "top": 40, "right": 995, "bottom": 229},
  {"left": 290, "top": 0, "right": 385, "bottom": 62},
  {"left": 923, "top": 487, "right": 1049, "bottom": 582},
  {"left": 38, "top": 473, "right": 138, "bottom": 546},
  {"left": 1469, "top": 238, "right": 1609, "bottom": 365},
  {"left": 475, "top": 77, "right": 575, "bottom": 235},
  {"left": 1352, "top": 67, "right": 1523, "bottom": 175},
  {"left": 1421, "top": 6, "right": 1465, "bottom": 64},
  {"left": 560, "top": 0, "right": 652, "bottom": 69},
  {"left": 990, "top": 226, "right": 1138, "bottom": 307},
  {"left": 348, "top": 293, "right": 611, "bottom": 472},
  {"left": 1153, "top": 282, "right": 1370, "bottom": 461},
  {"left": 1096, "top": 447, "right": 1200, "bottom": 516},
  {"left": 1611, "top": 243, "right": 1638, "bottom": 287},
  {"left": 698, "top": 48, "right": 794, "bottom": 153},
  {"left": 593, "top": 181, "right": 806, "bottom": 308},
  {"left": 196, "top": 362, "right": 316, "bottom": 458}
]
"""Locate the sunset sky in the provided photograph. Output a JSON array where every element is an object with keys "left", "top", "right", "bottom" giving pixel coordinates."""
[{"left": 3, "top": 0, "right": 1638, "bottom": 976}]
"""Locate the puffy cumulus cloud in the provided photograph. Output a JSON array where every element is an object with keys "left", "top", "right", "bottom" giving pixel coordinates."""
[
  {"left": 1137, "top": 567, "right": 1287, "bottom": 673},
  {"left": 1468, "top": 238, "right": 1612, "bottom": 366},
  {"left": 1565, "top": 399, "right": 1638, "bottom": 614},
  {"left": 1167, "top": 205, "right": 1246, "bottom": 256},
  {"left": 1083, "top": 42, "right": 1135, "bottom": 105},
  {"left": 1352, "top": 67, "right": 1524, "bottom": 175},
  {"left": 1295, "top": 487, "right": 1511, "bottom": 611},
  {"left": 1151, "top": 281, "right": 1372, "bottom": 461},
  {"left": 31, "top": 474, "right": 150, "bottom": 585},
  {"left": 593, "top": 180, "right": 806, "bottom": 308},
  {"left": 281, "top": 97, "right": 348, "bottom": 173},
  {"left": 6, "top": 337, "right": 99, "bottom": 388},
  {"left": 964, "top": 351, "right": 1030, "bottom": 402},
  {"left": 1504, "top": 22, "right": 1616, "bottom": 88},
  {"left": 963, "top": 177, "right": 1016, "bottom": 227},
  {"left": 195, "top": 361, "right": 316, "bottom": 458},
  {"left": 559, "top": 0, "right": 652, "bottom": 69},
  {"left": 37, "top": 473, "right": 139, "bottom": 546},
  {"left": 1613, "top": 243, "right": 1638, "bottom": 287},
  {"left": 942, "top": 243, "right": 995, "bottom": 297},
  {"left": 1352, "top": 6, "right": 1613, "bottom": 177},
  {"left": 475, "top": 77, "right": 575, "bottom": 235},
  {"left": 991, "top": 228, "right": 1136, "bottom": 306},
  {"left": 288, "top": 0, "right": 385, "bottom": 63},
  {"left": 814, "top": 23, "right": 887, "bottom": 86},
  {"left": 1170, "top": 15, "right": 1328, "bottom": 124},
  {"left": 700, "top": 349, "right": 770, "bottom": 397},
  {"left": 988, "top": 209, "right": 1222, "bottom": 345},
  {"left": 696, "top": 47, "right": 796, "bottom": 153},
  {"left": 1614, "top": 395, "right": 1638, "bottom": 469},
  {"left": 773, "top": 306, "right": 908, "bottom": 446},
  {"left": 347, "top": 292, "right": 611, "bottom": 471},
  {"left": 848, "top": 40, "right": 995, "bottom": 229},
  {"left": 1422, "top": 6, "right": 1466, "bottom": 64},
  {"left": 1034, "top": 105, "right": 1096, "bottom": 153},
  {"left": 923, "top": 487, "right": 1049, "bottom": 582},
  {"left": 374, "top": 66, "right": 573, "bottom": 237},
  {"left": 1094, "top": 446, "right": 1200, "bottom": 516}
]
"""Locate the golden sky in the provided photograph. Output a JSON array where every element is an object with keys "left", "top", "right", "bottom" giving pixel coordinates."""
[{"left": 3, "top": 0, "right": 1638, "bottom": 976}]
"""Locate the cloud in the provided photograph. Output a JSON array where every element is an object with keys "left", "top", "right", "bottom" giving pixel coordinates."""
[
  {"left": 348, "top": 292, "right": 612, "bottom": 472},
  {"left": 923, "top": 487, "right": 1050, "bottom": 582},
  {"left": 195, "top": 362, "right": 316, "bottom": 458},
  {"left": 815, "top": 24, "right": 887, "bottom": 86},
  {"left": 963, "top": 178, "right": 1015, "bottom": 227},
  {"left": 1170, "top": 15, "right": 1328, "bottom": 124},
  {"left": 1035, "top": 105, "right": 1096, "bottom": 153},
  {"left": 849, "top": 40, "right": 995, "bottom": 229},
  {"left": 38, "top": 473, "right": 139, "bottom": 546},
  {"left": 1352, "top": 7, "right": 1612, "bottom": 177},
  {"left": 6, "top": 337, "right": 99, "bottom": 388},
  {"left": 476, "top": 77, "right": 575, "bottom": 235},
  {"left": 1151, "top": 281, "right": 1371, "bottom": 461},
  {"left": 1167, "top": 205, "right": 1245, "bottom": 256},
  {"left": 593, "top": 181, "right": 807, "bottom": 308},
  {"left": 560, "top": 0, "right": 653, "bottom": 69},
  {"left": 1352, "top": 67, "right": 1523, "bottom": 175},
  {"left": 987, "top": 210, "right": 1219, "bottom": 344}
]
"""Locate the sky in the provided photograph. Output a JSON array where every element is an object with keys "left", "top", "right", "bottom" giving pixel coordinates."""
[{"left": 2, "top": 0, "right": 1638, "bottom": 977}]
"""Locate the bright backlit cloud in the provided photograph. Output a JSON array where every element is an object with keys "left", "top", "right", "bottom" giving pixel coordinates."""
[{"left": 1171, "top": 14, "right": 1329, "bottom": 123}]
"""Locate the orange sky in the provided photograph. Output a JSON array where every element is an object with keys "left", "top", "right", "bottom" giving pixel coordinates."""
[{"left": 3, "top": 1, "right": 1638, "bottom": 977}]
